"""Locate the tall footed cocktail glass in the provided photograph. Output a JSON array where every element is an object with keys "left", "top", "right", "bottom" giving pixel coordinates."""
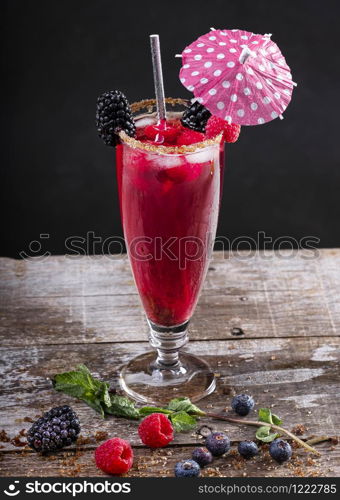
[
  {"left": 97, "top": 27, "right": 294, "bottom": 404},
  {"left": 116, "top": 99, "right": 223, "bottom": 404}
]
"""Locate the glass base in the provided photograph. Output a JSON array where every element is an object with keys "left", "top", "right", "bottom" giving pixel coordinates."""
[{"left": 119, "top": 351, "right": 216, "bottom": 405}]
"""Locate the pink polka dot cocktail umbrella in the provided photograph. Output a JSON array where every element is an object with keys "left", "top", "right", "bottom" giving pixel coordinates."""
[{"left": 179, "top": 28, "right": 296, "bottom": 125}]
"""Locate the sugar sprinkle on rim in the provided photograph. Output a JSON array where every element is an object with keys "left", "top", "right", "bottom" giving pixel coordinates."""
[{"left": 119, "top": 98, "right": 223, "bottom": 155}]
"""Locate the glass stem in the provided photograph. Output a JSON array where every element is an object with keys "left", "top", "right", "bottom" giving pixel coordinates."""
[{"left": 148, "top": 320, "right": 189, "bottom": 368}]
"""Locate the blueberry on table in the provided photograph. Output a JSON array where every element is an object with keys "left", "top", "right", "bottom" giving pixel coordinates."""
[
  {"left": 205, "top": 432, "right": 231, "bottom": 456},
  {"left": 192, "top": 447, "right": 213, "bottom": 467},
  {"left": 269, "top": 438, "right": 292, "bottom": 463},
  {"left": 175, "top": 459, "right": 200, "bottom": 477},
  {"left": 238, "top": 440, "right": 259, "bottom": 459},
  {"left": 231, "top": 394, "right": 255, "bottom": 416}
]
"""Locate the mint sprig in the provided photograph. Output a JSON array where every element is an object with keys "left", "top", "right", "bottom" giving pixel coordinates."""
[
  {"left": 138, "top": 407, "right": 173, "bottom": 417},
  {"left": 53, "top": 364, "right": 140, "bottom": 419},
  {"left": 167, "top": 397, "right": 205, "bottom": 416},
  {"left": 170, "top": 411, "right": 197, "bottom": 432},
  {"left": 255, "top": 426, "right": 279, "bottom": 442},
  {"left": 258, "top": 407, "right": 283, "bottom": 426},
  {"left": 53, "top": 364, "right": 111, "bottom": 417},
  {"left": 52, "top": 365, "right": 321, "bottom": 454},
  {"left": 105, "top": 395, "right": 140, "bottom": 419},
  {"left": 52, "top": 365, "right": 200, "bottom": 431},
  {"left": 255, "top": 408, "right": 282, "bottom": 442}
]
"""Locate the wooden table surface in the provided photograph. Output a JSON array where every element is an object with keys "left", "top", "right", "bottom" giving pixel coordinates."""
[{"left": 0, "top": 250, "right": 339, "bottom": 477}]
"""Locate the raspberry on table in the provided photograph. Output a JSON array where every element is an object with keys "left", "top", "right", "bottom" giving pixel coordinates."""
[
  {"left": 205, "top": 116, "right": 241, "bottom": 143},
  {"left": 269, "top": 438, "right": 292, "bottom": 463},
  {"left": 205, "top": 432, "right": 230, "bottom": 456},
  {"left": 95, "top": 437, "right": 133, "bottom": 475},
  {"left": 27, "top": 405, "right": 80, "bottom": 453},
  {"left": 192, "top": 447, "right": 213, "bottom": 467},
  {"left": 231, "top": 394, "right": 255, "bottom": 416},
  {"left": 238, "top": 440, "right": 259, "bottom": 459},
  {"left": 175, "top": 459, "right": 200, "bottom": 477},
  {"left": 138, "top": 413, "right": 174, "bottom": 448}
]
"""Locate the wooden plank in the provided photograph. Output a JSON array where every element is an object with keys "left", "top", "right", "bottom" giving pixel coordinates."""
[
  {"left": 0, "top": 337, "right": 339, "bottom": 452},
  {"left": 1, "top": 442, "right": 339, "bottom": 477},
  {"left": 2, "top": 250, "right": 340, "bottom": 298},
  {"left": 1, "top": 250, "right": 339, "bottom": 345},
  {"left": 1, "top": 288, "right": 338, "bottom": 346},
  {"left": 1, "top": 250, "right": 339, "bottom": 477}
]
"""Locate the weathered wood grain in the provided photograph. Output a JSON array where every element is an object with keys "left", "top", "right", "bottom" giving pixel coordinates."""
[
  {"left": 0, "top": 250, "right": 339, "bottom": 345},
  {"left": 2, "top": 249, "right": 339, "bottom": 298},
  {"left": 0, "top": 251, "right": 339, "bottom": 477},
  {"left": 1, "top": 442, "right": 338, "bottom": 477},
  {"left": 0, "top": 337, "right": 339, "bottom": 451}
]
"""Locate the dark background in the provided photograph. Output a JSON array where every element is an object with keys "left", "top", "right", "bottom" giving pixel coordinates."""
[{"left": 2, "top": 0, "right": 340, "bottom": 258}]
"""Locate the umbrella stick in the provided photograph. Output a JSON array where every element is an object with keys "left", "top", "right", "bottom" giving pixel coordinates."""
[{"left": 150, "top": 34, "right": 166, "bottom": 122}]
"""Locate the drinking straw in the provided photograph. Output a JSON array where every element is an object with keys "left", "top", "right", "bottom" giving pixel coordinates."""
[
  {"left": 239, "top": 46, "right": 256, "bottom": 65},
  {"left": 150, "top": 34, "right": 166, "bottom": 122}
]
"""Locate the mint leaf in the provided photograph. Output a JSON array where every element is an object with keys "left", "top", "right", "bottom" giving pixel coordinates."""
[
  {"left": 53, "top": 365, "right": 138, "bottom": 419},
  {"left": 169, "top": 411, "right": 197, "bottom": 432},
  {"left": 99, "top": 383, "right": 112, "bottom": 410},
  {"left": 106, "top": 395, "right": 139, "bottom": 419},
  {"left": 271, "top": 413, "right": 283, "bottom": 426},
  {"left": 53, "top": 364, "right": 109, "bottom": 417},
  {"left": 138, "top": 407, "right": 173, "bottom": 417},
  {"left": 53, "top": 366, "right": 199, "bottom": 430},
  {"left": 258, "top": 408, "right": 273, "bottom": 424},
  {"left": 167, "top": 397, "right": 205, "bottom": 416},
  {"left": 258, "top": 408, "right": 283, "bottom": 426},
  {"left": 255, "top": 425, "right": 279, "bottom": 443}
]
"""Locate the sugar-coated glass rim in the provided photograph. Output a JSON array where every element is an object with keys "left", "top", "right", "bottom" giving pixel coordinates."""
[{"left": 118, "top": 97, "right": 222, "bottom": 155}]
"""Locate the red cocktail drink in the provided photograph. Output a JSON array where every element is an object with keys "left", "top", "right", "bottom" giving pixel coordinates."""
[
  {"left": 117, "top": 114, "right": 220, "bottom": 327},
  {"left": 116, "top": 99, "right": 222, "bottom": 403}
]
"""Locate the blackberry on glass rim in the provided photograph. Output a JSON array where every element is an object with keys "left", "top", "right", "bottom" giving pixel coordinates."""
[{"left": 96, "top": 90, "right": 136, "bottom": 146}]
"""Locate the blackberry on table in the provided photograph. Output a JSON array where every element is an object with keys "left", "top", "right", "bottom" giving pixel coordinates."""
[
  {"left": 96, "top": 90, "right": 136, "bottom": 146},
  {"left": 27, "top": 405, "right": 80, "bottom": 453},
  {"left": 181, "top": 101, "right": 211, "bottom": 132}
]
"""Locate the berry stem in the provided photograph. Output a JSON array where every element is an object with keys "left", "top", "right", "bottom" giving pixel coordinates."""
[
  {"left": 204, "top": 412, "right": 321, "bottom": 456},
  {"left": 305, "top": 436, "right": 333, "bottom": 446}
]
